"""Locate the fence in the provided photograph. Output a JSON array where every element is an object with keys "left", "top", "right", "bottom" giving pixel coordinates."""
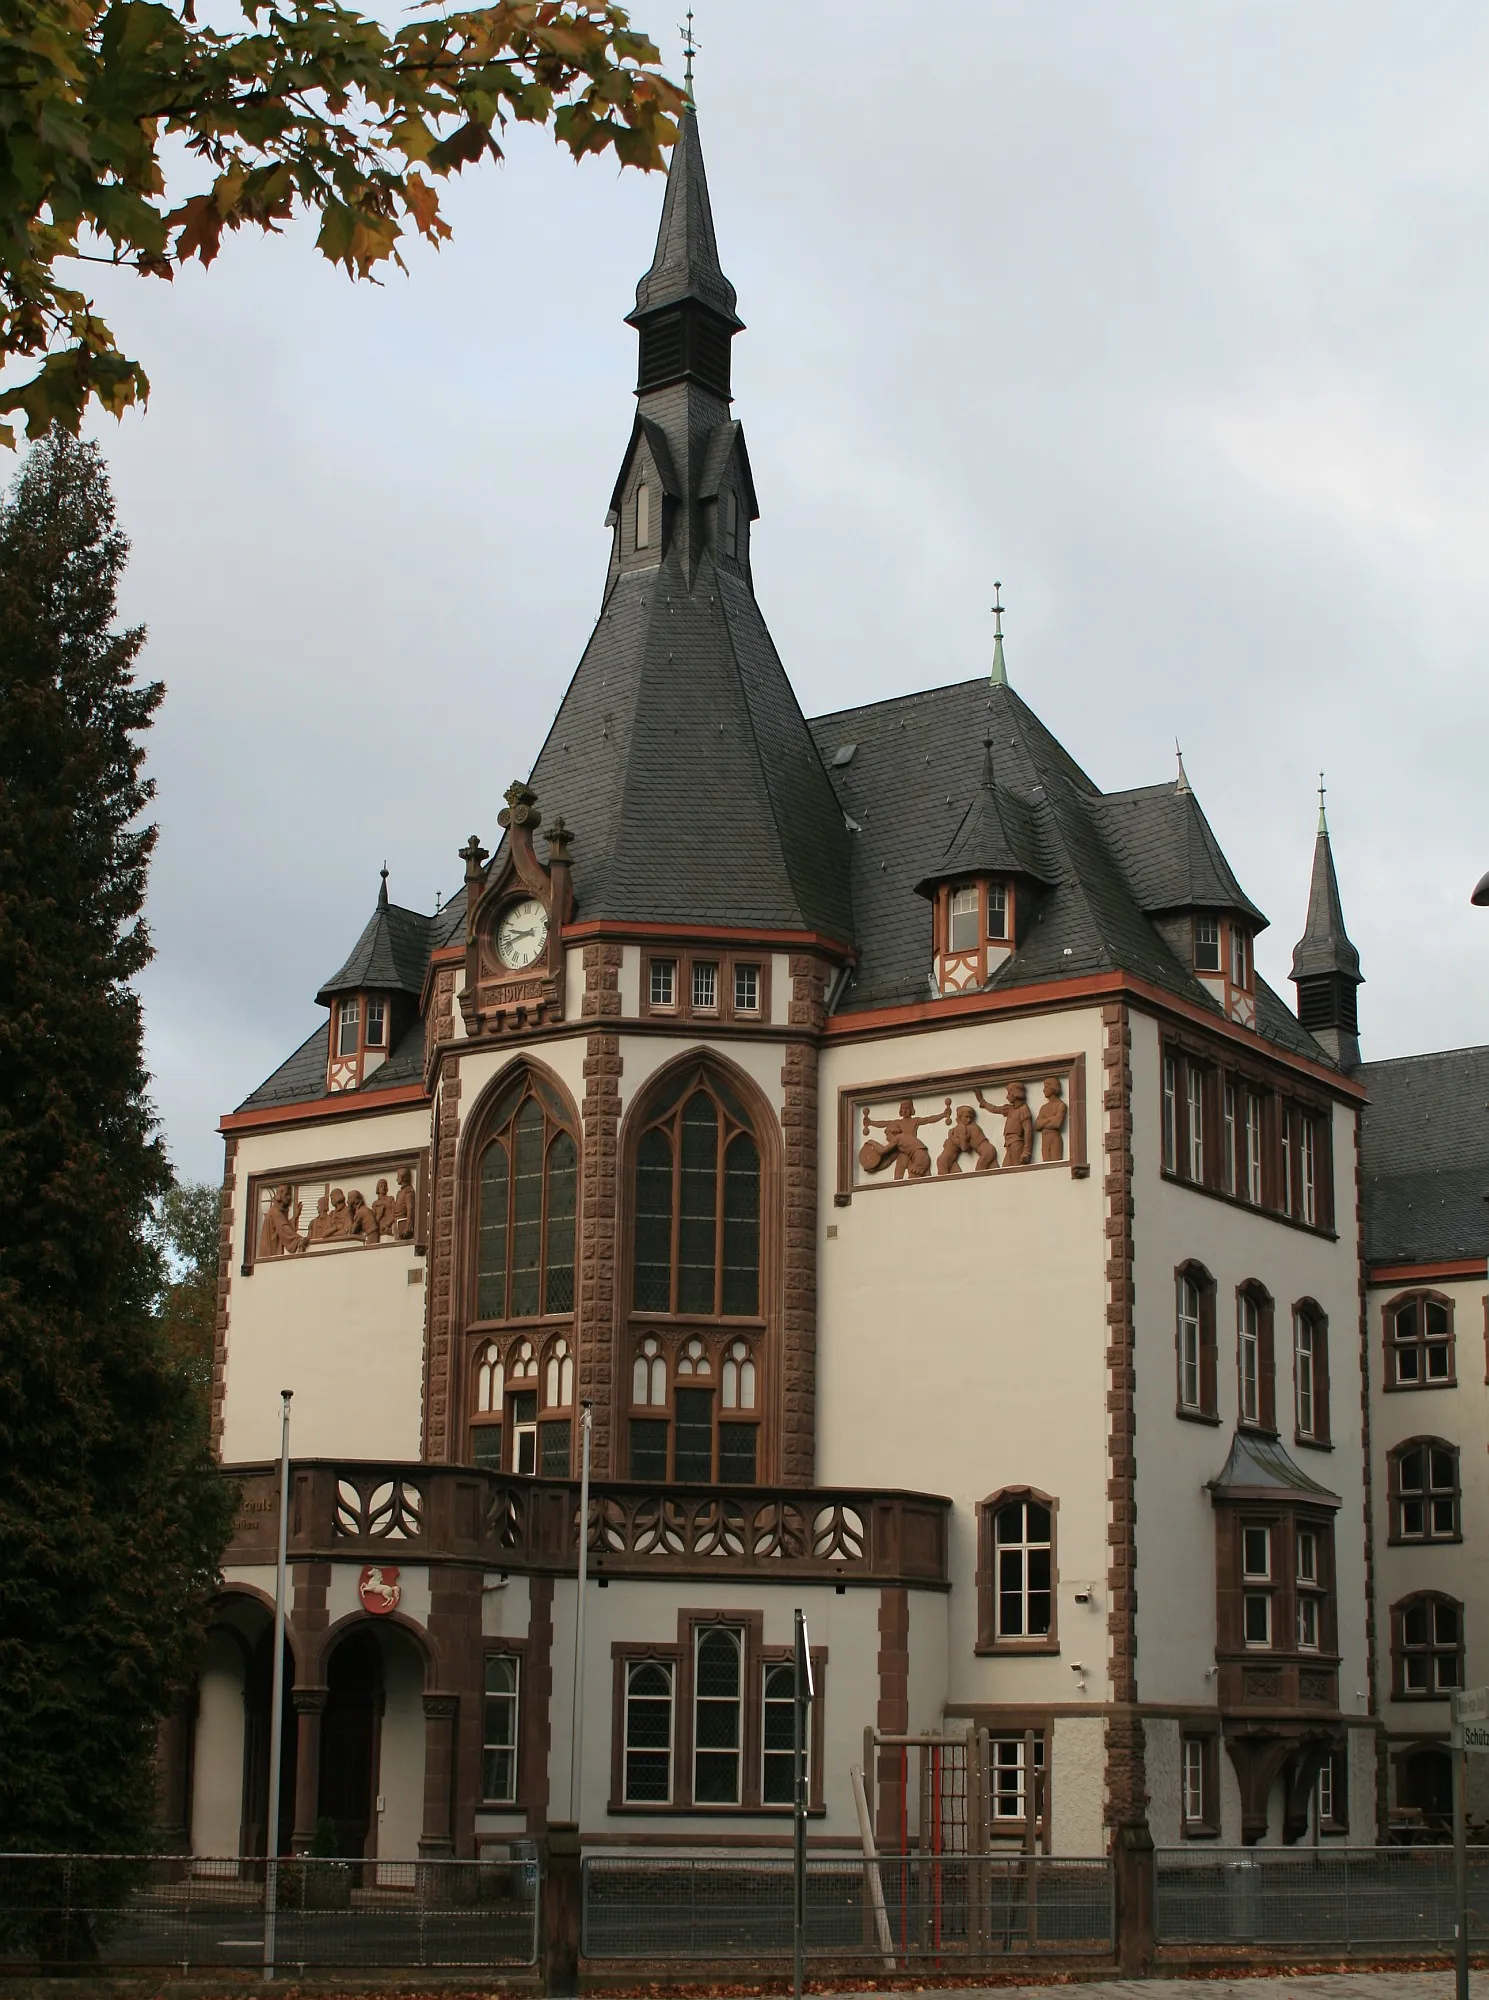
[
  {"left": 581, "top": 1851, "right": 1114, "bottom": 1965},
  {"left": 1156, "top": 1845, "right": 1489, "bottom": 1950},
  {"left": 0, "top": 1853, "right": 539, "bottom": 1973}
]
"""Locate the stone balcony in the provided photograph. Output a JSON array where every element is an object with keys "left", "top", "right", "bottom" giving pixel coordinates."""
[{"left": 223, "top": 1460, "right": 952, "bottom": 1587}]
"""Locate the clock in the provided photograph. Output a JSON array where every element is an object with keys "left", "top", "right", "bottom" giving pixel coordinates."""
[{"left": 495, "top": 897, "right": 550, "bottom": 970}]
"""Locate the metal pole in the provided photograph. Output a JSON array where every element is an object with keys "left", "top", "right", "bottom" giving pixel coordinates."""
[
  {"left": 1453, "top": 1692, "right": 1469, "bottom": 2000},
  {"left": 264, "top": 1390, "right": 292, "bottom": 1981},
  {"left": 793, "top": 1608, "right": 808, "bottom": 2000},
  {"left": 568, "top": 1402, "right": 592, "bottom": 1826}
]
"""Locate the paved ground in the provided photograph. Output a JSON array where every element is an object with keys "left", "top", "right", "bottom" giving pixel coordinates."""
[{"left": 824, "top": 1977, "right": 1487, "bottom": 2000}]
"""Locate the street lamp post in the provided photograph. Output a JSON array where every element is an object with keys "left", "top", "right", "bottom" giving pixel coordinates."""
[{"left": 263, "top": 1390, "right": 293, "bottom": 1982}]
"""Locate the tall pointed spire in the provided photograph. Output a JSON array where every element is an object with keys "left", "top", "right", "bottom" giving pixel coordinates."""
[
  {"left": 1290, "top": 779, "right": 1362, "bottom": 1070},
  {"left": 990, "top": 582, "right": 1008, "bottom": 687},
  {"left": 629, "top": 106, "right": 740, "bottom": 332},
  {"left": 1174, "top": 740, "right": 1191, "bottom": 795}
]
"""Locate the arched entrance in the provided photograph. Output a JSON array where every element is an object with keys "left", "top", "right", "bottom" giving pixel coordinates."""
[
  {"left": 189, "top": 1594, "right": 296, "bottom": 1859},
  {"left": 318, "top": 1623, "right": 428, "bottom": 1860}
]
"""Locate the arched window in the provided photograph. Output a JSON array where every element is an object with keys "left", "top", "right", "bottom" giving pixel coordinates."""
[
  {"left": 627, "top": 1331, "right": 760, "bottom": 1485},
  {"left": 471, "top": 1341, "right": 504, "bottom": 1467},
  {"left": 632, "top": 1072, "right": 761, "bottom": 1317},
  {"left": 1389, "top": 1439, "right": 1460, "bottom": 1544},
  {"left": 475, "top": 1071, "right": 578, "bottom": 1322},
  {"left": 976, "top": 1488, "right": 1058, "bottom": 1652},
  {"left": 1237, "top": 1282, "right": 1276, "bottom": 1432},
  {"left": 1393, "top": 1593, "right": 1464, "bottom": 1698},
  {"left": 1175, "top": 1262, "right": 1217, "bottom": 1420},
  {"left": 1293, "top": 1300, "right": 1330, "bottom": 1445},
  {"left": 1386, "top": 1292, "right": 1455, "bottom": 1389}
]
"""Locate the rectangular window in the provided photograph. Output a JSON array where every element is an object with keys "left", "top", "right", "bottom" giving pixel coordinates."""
[
  {"left": 635, "top": 482, "right": 651, "bottom": 551},
  {"left": 1300, "top": 1118, "right": 1316, "bottom": 1225},
  {"left": 1396, "top": 1445, "right": 1460, "bottom": 1541},
  {"left": 1297, "top": 1594, "right": 1320, "bottom": 1650},
  {"left": 1222, "top": 1082, "right": 1236, "bottom": 1195},
  {"left": 482, "top": 1656, "right": 520, "bottom": 1804},
  {"left": 986, "top": 882, "right": 1009, "bottom": 941},
  {"left": 1186, "top": 1068, "right": 1204, "bottom": 1182},
  {"left": 472, "top": 1424, "right": 503, "bottom": 1469},
  {"left": 364, "top": 997, "right": 387, "bottom": 1047},
  {"left": 989, "top": 1735, "right": 1044, "bottom": 1821},
  {"left": 693, "top": 1627, "right": 743, "bottom": 1804},
  {"left": 1280, "top": 1116, "right": 1294, "bottom": 1217},
  {"left": 761, "top": 1661, "right": 800, "bottom": 1807},
  {"left": 1295, "top": 1317, "right": 1315, "bottom": 1438},
  {"left": 674, "top": 1387, "right": 714, "bottom": 1482},
  {"left": 1239, "top": 1296, "right": 1260, "bottom": 1425},
  {"left": 539, "top": 1419, "right": 571, "bottom": 1478},
  {"left": 628, "top": 1417, "right": 669, "bottom": 1481},
  {"left": 733, "top": 963, "right": 760, "bottom": 1014},
  {"left": 649, "top": 958, "right": 677, "bottom": 1009},
  {"left": 1162, "top": 1056, "right": 1177, "bottom": 1173},
  {"left": 511, "top": 1391, "right": 537, "bottom": 1476},
  {"left": 721, "top": 488, "right": 739, "bottom": 560},
  {"left": 1230, "top": 924, "right": 1248, "bottom": 989},
  {"left": 994, "top": 1497, "right": 1053, "bottom": 1640},
  {"left": 1194, "top": 917, "right": 1221, "bottom": 972},
  {"left": 1243, "top": 1592, "right": 1272, "bottom": 1647},
  {"left": 949, "top": 884, "right": 979, "bottom": 952},
  {"left": 337, "top": 996, "right": 360, "bottom": 1056},
  {"left": 1242, "top": 1524, "right": 1271, "bottom": 1579},
  {"left": 624, "top": 1659, "right": 673, "bottom": 1801},
  {"left": 692, "top": 961, "right": 719, "bottom": 1011},
  {"left": 1400, "top": 1600, "right": 1462, "bottom": 1695},
  {"left": 718, "top": 1422, "right": 758, "bottom": 1484},
  {"left": 1178, "top": 1276, "right": 1201, "bottom": 1412},
  {"left": 1245, "top": 1095, "right": 1263, "bottom": 1205},
  {"left": 1317, "top": 1759, "right": 1335, "bottom": 1827},
  {"left": 1182, "top": 1738, "right": 1209, "bottom": 1825}
]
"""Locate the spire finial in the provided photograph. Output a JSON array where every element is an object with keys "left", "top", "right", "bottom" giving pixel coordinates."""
[
  {"left": 378, "top": 862, "right": 389, "bottom": 909},
  {"left": 680, "top": 8, "right": 697, "bottom": 104},
  {"left": 990, "top": 581, "right": 1007, "bottom": 687},
  {"left": 1175, "top": 739, "right": 1190, "bottom": 795},
  {"left": 1317, "top": 770, "right": 1328, "bottom": 835}
]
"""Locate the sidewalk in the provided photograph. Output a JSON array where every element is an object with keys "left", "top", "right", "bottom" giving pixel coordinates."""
[{"left": 826, "top": 1976, "right": 1487, "bottom": 2000}]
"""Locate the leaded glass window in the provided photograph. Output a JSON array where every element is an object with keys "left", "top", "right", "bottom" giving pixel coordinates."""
[
  {"left": 630, "top": 1072, "right": 763, "bottom": 1317},
  {"left": 474, "top": 1072, "right": 577, "bottom": 1322},
  {"left": 693, "top": 1628, "right": 742, "bottom": 1804}
]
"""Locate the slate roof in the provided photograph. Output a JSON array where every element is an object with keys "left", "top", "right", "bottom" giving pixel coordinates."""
[
  {"left": 917, "top": 742, "right": 1049, "bottom": 891},
  {"left": 1208, "top": 1429, "right": 1340, "bottom": 1503},
  {"left": 1291, "top": 821, "right": 1362, "bottom": 983},
  {"left": 1358, "top": 1046, "right": 1489, "bottom": 1264},
  {"left": 237, "top": 1016, "right": 426, "bottom": 1111},
  {"left": 315, "top": 877, "right": 435, "bottom": 1005},
  {"left": 629, "top": 107, "right": 741, "bottom": 326},
  {"left": 1092, "top": 784, "right": 1267, "bottom": 927}
]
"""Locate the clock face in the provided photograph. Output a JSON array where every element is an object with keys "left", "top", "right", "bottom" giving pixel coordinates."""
[{"left": 495, "top": 897, "right": 549, "bottom": 971}]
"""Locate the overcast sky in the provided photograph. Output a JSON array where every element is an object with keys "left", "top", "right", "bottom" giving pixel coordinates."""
[{"left": 56, "top": 0, "right": 1489, "bottom": 1184}]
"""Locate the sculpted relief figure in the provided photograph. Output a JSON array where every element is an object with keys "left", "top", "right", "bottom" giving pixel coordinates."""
[
  {"left": 372, "top": 1177, "right": 398, "bottom": 1236},
  {"left": 257, "top": 1184, "right": 306, "bottom": 1259},
  {"left": 938, "top": 1104, "right": 999, "bottom": 1175},
  {"left": 976, "top": 1080, "right": 1034, "bottom": 1167},
  {"left": 391, "top": 1164, "right": 416, "bottom": 1240},
  {"left": 347, "top": 1190, "right": 380, "bottom": 1243},
  {"left": 859, "top": 1098, "right": 950, "bottom": 1180},
  {"left": 308, "top": 1187, "right": 351, "bottom": 1243},
  {"left": 1035, "top": 1077, "right": 1067, "bottom": 1161}
]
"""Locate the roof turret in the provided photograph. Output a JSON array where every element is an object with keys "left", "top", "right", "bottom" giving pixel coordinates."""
[
  {"left": 1289, "top": 778, "right": 1362, "bottom": 1070},
  {"left": 315, "top": 871, "right": 431, "bottom": 1006},
  {"left": 916, "top": 738, "right": 1050, "bottom": 894}
]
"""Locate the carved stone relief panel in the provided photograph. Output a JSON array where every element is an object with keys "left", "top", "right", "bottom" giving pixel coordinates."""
[
  {"left": 836, "top": 1053, "right": 1087, "bottom": 1202},
  {"left": 244, "top": 1153, "right": 424, "bottom": 1271}
]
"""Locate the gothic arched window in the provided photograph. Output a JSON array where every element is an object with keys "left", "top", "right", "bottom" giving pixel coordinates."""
[
  {"left": 632, "top": 1073, "right": 761, "bottom": 1317},
  {"left": 475, "top": 1070, "right": 578, "bottom": 1322}
]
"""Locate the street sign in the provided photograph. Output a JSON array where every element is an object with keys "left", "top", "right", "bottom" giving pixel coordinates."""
[{"left": 1450, "top": 1687, "right": 1489, "bottom": 1751}]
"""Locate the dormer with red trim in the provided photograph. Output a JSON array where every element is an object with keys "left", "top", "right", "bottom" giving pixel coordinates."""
[{"left": 315, "top": 868, "right": 427, "bottom": 1092}]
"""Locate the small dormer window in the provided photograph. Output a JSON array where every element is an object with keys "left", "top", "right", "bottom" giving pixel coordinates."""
[
  {"left": 1194, "top": 917, "right": 1221, "bottom": 973},
  {"left": 949, "top": 885, "right": 979, "bottom": 952},
  {"left": 366, "top": 997, "right": 387, "bottom": 1048},
  {"left": 1230, "top": 924, "right": 1250, "bottom": 989},
  {"left": 337, "top": 996, "right": 360, "bottom": 1057},
  {"left": 721, "top": 489, "right": 739, "bottom": 560},
  {"left": 986, "top": 882, "right": 1009, "bottom": 942},
  {"left": 635, "top": 482, "right": 651, "bottom": 551}
]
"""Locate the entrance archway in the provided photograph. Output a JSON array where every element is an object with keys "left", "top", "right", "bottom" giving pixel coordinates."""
[{"left": 317, "top": 1622, "right": 428, "bottom": 1861}]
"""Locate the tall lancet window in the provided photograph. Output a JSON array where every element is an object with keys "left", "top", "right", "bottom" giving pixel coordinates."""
[{"left": 635, "top": 482, "right": 651, "bottom": 551}]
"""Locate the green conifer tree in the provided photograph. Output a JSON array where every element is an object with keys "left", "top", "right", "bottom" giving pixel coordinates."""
[{"left": 0, "top": 431, "right": 235, "bottom": 1855}]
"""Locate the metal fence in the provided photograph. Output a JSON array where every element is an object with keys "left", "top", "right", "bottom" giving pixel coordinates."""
[
  {"left": 1157, "top": 1845, "right": 1489, "bottom": 1949},
  {"left": 0, "top": 1853, "right": 539, "bottom": 1972},
  {"left": 581, "top": 1851, "right": 1113, "bottom": 1964}
]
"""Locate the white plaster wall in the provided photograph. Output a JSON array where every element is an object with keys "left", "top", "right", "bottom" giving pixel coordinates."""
[
  {"left": 545, "top": 1577, "right": 893, "bottom": 1840},
  {"left": 1368, "top": 1273, "right": 1489, "bottom": 1763},
  {"left": 192, "top": 1631, "right": 246, "bottom": 1857},
  {"left": 770, "top": 954, "right": 791, "bottom": 1027},
  {"left": 1348, "top": 1722, "right": 1379, "bottom": 1837},
  {"left": 564, "top": 948, "right": 585, "bottom": 1022},
  {"left": 618, "top": 946, "right": 641, "bottom": 1017},
  {"left": 1050, "top": 1716, "right": 1106, "bottom": 1854},
  {"left": 376, "top": 1627, "right": 426, "bottom": 1861},
  {"left": 482, "top": 1572, "right": 532, "bottom": 1641},
  {"left": 817, "top": 1008, "right": 1109, "bottom": 1722},
  {"left": 222, "top": 1109, "right": 433, "bottom": 1464},
  {"left": 1128, "top": 1012, "right": 1370, "bottom": 1734},
  {"left": 907, "top": 1589, "right": 949, "bottom": 1736},
  {"left": 1144, "top": 1718, "right": 1182, "bottom": 1846}
]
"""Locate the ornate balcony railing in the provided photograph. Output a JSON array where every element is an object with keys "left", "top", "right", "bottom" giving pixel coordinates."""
[{"left": 223, "top": 1460, "right": 950, "bottom": 1586}]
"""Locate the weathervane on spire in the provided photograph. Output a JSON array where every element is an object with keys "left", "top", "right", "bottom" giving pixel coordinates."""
[
  {"left": 1317, "top": 770, "right": 1328, "bottom": 834},
  {"left": 680, "top": 8, "right": 698, "bottom": 104},
  {"left": 990, "top": 581, "right": 1007, "bottom": 688}
]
